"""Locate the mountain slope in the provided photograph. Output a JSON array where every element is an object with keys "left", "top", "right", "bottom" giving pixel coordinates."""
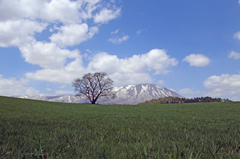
[
  {"left": 103, "top": 84, "right": 184, "bottom": 104},
  {"left": 13, "top": 84, "right": 184, "bottom": 105}
]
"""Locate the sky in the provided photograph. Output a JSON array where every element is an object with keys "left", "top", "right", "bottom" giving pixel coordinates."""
[{"left": 0, "top": 0, "right": 240, "bottom": 101}]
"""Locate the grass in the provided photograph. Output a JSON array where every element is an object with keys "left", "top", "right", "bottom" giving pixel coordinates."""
[{"left": 0, "top": 95, "right": 240, "bottom": 159}]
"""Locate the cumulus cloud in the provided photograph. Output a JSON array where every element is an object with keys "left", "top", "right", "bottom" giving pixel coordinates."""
[
  {"left": 25, "top": 55, "right": 152, "bottom": 86},
  {"left": 203, "top": 74, "right": 240, "bottom": 98},
  {"left": 0, "top": 74, "right": 39, "bottom": 96},
  {"left": 108, "top": 35, "right": 129, "bottom": 44},
  {"left": 182, "top": 54, "right": 211, "bottom": 67},
  {"left": 94, "top": 8, "right": 121, "bottom": 24},
  {"left": 19, "top": 42, "right": 80, "bottom": 69},
  {"left": 26, "top": 58, "right": 88, "bottom": 83},
  {"left": 49, "top": 23, "right": 98, "bottom": 47},
  {"left": 0, "top": 19, "right": 47, "bottom": 47},
  {"left": 229, "top": 51, "right": 240, "bottom": 59},
  {"left": 142, "top": 49, "right": 179, "bottom": 74},
  {"left": 0, "top": 0, "right": 108, "bottom": 25},
  {"left": 78, "top": 0, "right": 102, "bottom": 20},
  {"left": 39, "top": 0, "right": 81, "bottom": 24},
  {"left": 0, "top": 0, "right": 126, "bottom": 96},
  {"left": 0, "top": 0, "right": 45, "bottom": 21},
  {"left": 0, "top": 0, "right": 121, "bottom": 48},
  {"left": 234, "top": 31, "right": 240, "bottom": 40},
  {"left": 178, "top": 88, "right": 195, "bottom": 95},
  {"left": 86, "top": 49, "right": 178, "bottom": 85},
  {"left": 109, "top": 72, "right": 153, "bottom": 87},
  {"left": 88, "top": 49, "right": 178, "bottom": 75},
  {"left": 25, "top": 49, "right": 178, "bottom": 86}
]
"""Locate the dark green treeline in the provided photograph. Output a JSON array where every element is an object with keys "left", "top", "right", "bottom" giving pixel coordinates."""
[{"left": 138, "top": 96, "right": 232, "bottom": 105}]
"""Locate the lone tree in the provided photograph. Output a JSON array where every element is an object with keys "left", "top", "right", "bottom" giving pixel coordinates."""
[{"left": 72, "top": 72, "right": 117, "bottom": 104}]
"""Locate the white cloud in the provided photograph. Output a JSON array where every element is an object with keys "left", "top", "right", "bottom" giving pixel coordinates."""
[
  {"left": 109, "top": 29, "right": 129, "bottom": 44},
  {"left": 26, "top": 58, "right": 88, "bottom": 84},
  {"left": 179, "top": 88, "right": 194, "bottom": 95},
  {"left": 46, "top": 88, "right": 51, "bottom": 91},
  {"left": 108, "top": 35, "right": 129, "bottom": 44},
  {"left": 49, "top": 23, "right": 98, "bottom": 48},
  {"left": 111, "top": 29, "right": 119, "bottom": 35},
  {"left": 0, "top": 0, "right": 102, "bottom": 25},
  {"left": 229, "top": 51, "right": 240, "bottom": 59},
  {"left": 25, "top": 49, "right": 178, "bottom": 86},
  {"left": 203, "top": 74, "right": 240, "bottom": 98},
  {"left": 87, "top": 49, "right": 178, "bottom": 85},
  {"left": 19, "top": 41, "right": 80, "bottom": 69},
  {"left": 55, "top": 90, "right": 74, "bottom": 95},
  {"left": 0, "top": 0, "right": 45, "bottom": 21},
  {"left": 234, "top": 31, "right": 240, "bottom": 40},
  {"left": 25, "top": 87, "right": 40, "bottom": 96},
  {"left": 0, "top": 0, "right": 120, "bottom": 25},
  {"left": 88, "top": 49, "right": 178, "bottom": 75},
  {"left": 88, "top": 26, "right": 99, "bottom": 38},
  {"left": 109, "top": 72, "right": 153, "bottom": 87},
  {"left": 0, "top": 19, "right": 47, "bottom": 47},
  {"left": 137, "top": 30, "right": 142, "bottom": 36},
  {"left": 78, "top": 0, "right": 102, "bottom": 20},
  {"left": 39, "top": 0, "right": 81, "bottom": 24},
  {"left": 49, "top": 25, "right": 61, "bottom": 32},
  {"left": 0, "top": 0, "right": 120, "bottom": 48},
  {"left": 182, "top": 54, "right": 211, "bottom": 67},
  {"left": 0, "top": 74, "right": 39, "bottom": 96},
  {"left": 94, "top": 8, "right": 121, "bottom": 24},
  {"left": 142, "top": 49, "right": 179, "bottom": 74},
  {"left": 158, "top": 80, "right": 165, "bottom": 85}
]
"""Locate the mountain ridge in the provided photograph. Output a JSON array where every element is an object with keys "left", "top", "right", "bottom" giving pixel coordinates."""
[{"left": 12, "top": 84, "right": 184, "bottom": 105}]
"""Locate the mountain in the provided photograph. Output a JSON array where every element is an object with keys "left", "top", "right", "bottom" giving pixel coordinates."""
[
  {"left": 106, "top": 84, "right": 184, "bottom": 104},
  {"left": 12, "top": 84, "right": 184, "bottom": 105}
]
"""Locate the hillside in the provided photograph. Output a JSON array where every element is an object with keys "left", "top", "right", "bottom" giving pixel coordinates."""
[
  {"left": 12, "top": 84, "right": 184, "bottom": 105},
  {"left": 1, "top": 96, "right": 240, "bottom": 158}
]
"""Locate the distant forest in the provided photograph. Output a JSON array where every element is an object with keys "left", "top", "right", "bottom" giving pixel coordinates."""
[{"left": 138, "top": 96, "right": 232, "bottom": 105}]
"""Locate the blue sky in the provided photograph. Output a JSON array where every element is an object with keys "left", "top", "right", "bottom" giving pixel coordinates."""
[{"left": 0, "top": 0, "right": 240, "bottom": 101}]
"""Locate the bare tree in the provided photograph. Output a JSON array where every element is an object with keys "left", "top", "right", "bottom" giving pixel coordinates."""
[{"left": 72, "top": 72, "right": 117, "bottom": 104}]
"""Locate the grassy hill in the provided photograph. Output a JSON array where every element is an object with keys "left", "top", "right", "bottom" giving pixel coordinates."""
[{"left": 1, "top": 95, "right": 240, "bottom": 158}]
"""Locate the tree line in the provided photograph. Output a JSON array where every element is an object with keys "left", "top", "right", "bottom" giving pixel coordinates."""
[{"left": 138, "top": 96, "right": 232, "bottom": 105}]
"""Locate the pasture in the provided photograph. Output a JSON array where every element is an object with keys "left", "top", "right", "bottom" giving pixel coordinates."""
[{"left": 0, "top": 96, "right": 240, "bottom": 159}]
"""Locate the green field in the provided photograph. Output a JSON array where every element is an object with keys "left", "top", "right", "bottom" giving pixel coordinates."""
[{"left": 1, "top": 96, "right": 240, "bottom": 159}]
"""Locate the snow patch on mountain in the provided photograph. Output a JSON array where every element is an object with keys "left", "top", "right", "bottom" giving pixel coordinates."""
[{"left": 12, "top": 84, "right": 184, "bottom": 105}]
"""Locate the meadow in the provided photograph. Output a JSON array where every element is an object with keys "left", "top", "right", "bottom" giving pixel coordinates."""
[{"left": 0, "top": 96, "right": 240, "bottom": 159}]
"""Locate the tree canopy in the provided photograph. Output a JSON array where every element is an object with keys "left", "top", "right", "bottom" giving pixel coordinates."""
[
  {"left": 72, "top": 72, "right": 116, "bottom": 104},
  {"left": 138, "top": 96, "right": 232, "bottom": 105}
]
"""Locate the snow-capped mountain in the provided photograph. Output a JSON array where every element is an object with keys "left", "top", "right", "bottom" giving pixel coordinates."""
[
  {"left": 12, "top": 94, "right": 64, "bottom": 101},
  {"left": 12, "top": 84, "right": 184, "bottom": 105},
  {"left": 106, "top": 84, "right": 184, "bottom": 104}
]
